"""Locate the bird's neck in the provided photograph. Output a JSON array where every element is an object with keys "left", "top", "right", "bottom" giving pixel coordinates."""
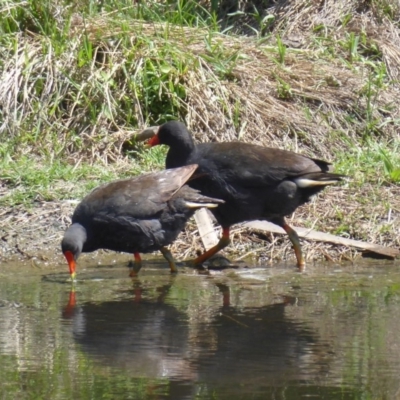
[
  {"left": 165, "top": 142, "right": 194, "bottom": 169},
  {"left": 65, "top": 223, "right": 87, "bottom": 252}
]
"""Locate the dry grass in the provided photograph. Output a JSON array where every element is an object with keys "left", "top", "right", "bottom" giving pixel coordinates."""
[
  {"left": 1, "top": 0, "right": 399, "bottom": 159},
  {"left": 1, "top": 0, "right": 400, "bottom": 264}
]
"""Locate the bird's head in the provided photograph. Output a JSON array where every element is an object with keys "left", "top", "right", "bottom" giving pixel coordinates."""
[
  {"left": 147, "top": 121, "right": 193, "bottom": 149},
  {"left": 61, "top": 223, "right": 87, "bottom": 281}
]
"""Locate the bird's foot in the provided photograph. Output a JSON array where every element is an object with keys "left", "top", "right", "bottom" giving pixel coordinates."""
[
  {"left": 128, "top": 260, "right": 142, "bottom": 277},
  {"left": 184, "top": 258, "right": 207, "bottom": 271},
  {"left": 184, "top": 254, "right": 239, "bottom": 271},
  {"left": 205, "top": 254, "right": 234, "bottom": 270},
  {"left": 297, "top": 262, "right": 306, "bottom": 273}
]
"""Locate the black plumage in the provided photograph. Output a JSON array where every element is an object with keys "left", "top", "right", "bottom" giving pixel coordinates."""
[
  {"left": 148, "top": 121, "right": 344, "bottom": 269},
  {"left": 61, "top": 164, "right": 224, "bottom": 279}
]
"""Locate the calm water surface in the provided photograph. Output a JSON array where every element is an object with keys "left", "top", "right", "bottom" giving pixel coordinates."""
[{"left": 1, "top": 259, "right": 400, "bottom": 399}]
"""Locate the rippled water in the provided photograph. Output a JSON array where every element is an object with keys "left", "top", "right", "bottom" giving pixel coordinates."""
[{"left": 1, "top": 259, "right": 400, "bottom": 399}]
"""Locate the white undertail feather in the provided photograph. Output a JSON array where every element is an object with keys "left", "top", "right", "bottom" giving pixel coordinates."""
[
  {"left": 294, "top": 178, "right": 340, "bottom": 188},
  {"left": 184, "top": 201, "right": 219, "bottom": 208}
]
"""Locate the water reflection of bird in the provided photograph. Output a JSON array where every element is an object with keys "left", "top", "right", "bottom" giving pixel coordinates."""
[
  {"left": 147, "top": 121, "right": 344, "bottom": 270},
  {"left": 61, "top": 165, "right": 223, "bottom": 279},
  {"left": 195, "top": 296, "right": 321, "bottom": 386},
  {"left": 63, "top": 281, "right": 331, "bottom": 399},
  {"left": 63, "top": 282, "right": 197, "bottom": 399}
]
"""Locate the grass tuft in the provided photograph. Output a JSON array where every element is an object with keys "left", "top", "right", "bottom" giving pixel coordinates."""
[{"left": 1, "top": 0, "right": 400, "bottom": 259}]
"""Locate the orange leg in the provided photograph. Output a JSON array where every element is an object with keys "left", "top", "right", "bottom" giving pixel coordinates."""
[
  {"left": 129, "top": 252, "right": 142, "bottom": 277},
  {"left": 281, "top": 222, "right": 305, "bottom": 271},
  {"left": 193, "top": 227, "right": 231, "bottom": 266},
  {"left": 160, "top": 247, "right": 178, "bottom": 273}
]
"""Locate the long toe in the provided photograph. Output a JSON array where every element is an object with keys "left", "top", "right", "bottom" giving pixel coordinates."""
[{"left": 206, "top": 254, "right": 233, "bottom": 270}]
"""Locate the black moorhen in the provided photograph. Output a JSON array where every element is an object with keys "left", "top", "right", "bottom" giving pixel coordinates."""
[
  {"left": 61, "top": 164, "right": 224, "bottom": 280},
  {"left": 147, "top": 121, "right": 344, "bottom": 270}
]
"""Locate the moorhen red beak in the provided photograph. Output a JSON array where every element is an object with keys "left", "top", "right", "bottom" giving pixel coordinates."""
[
  {"left": 147, "top": 135, "right": 160, "bottom": 147},
  {"left": 64, "top": 250, "right": 77, "bottom": 280},
  {"left": 146, "top": 121, "right": 345, "bottom": 270},
  {"left": 61, "top": 164, "right": 224, "bottom": 280}
]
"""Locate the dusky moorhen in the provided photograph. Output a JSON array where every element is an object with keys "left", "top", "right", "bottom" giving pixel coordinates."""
[
  {"left": 61, "top": 164, "right": 223, "bottom": 279},
  {"left": 147, "top": 121, "right": 344, "bottom": 270}
]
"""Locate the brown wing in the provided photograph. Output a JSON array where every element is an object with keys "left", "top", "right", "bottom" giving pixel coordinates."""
[{"left": 73, "top": 165, "right": 198, "bottom": 221}]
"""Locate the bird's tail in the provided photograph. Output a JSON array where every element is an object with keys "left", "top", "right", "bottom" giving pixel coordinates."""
[
  {"left": 183, "top": 195, "right": 224, "bottom": 209},
  {"left": 294, "top": 172, "right": 345, "bottom": 188},
  {"left": 178, "top": 186, "right": 224, "bottom": 209}
]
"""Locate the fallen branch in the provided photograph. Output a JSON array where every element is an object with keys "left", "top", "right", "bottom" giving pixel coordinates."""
[
  {"left": 243, "top": 220, "right": 400, "bottom": 259},
  {"left": 194, "top": 208, "right": 219, "bottom": 250}
]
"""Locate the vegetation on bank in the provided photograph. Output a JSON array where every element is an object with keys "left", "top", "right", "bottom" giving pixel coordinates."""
[{"left": 1, "top": 0, "right": 400, "bottom": 253}]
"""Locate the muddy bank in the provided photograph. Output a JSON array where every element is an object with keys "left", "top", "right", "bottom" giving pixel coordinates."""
[
  {"left": 0, "top": 201, "right": 74, "bottom": 265},
  {"left": 0, "top": 199, "right": 386, "bottom": 269}
]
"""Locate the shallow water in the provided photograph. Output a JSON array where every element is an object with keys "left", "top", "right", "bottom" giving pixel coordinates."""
[{"left": 1, "top": 259, "right": 400, "bottom": 399}]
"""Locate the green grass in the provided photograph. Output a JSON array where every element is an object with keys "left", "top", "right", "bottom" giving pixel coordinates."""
[
  {"left": 0, "top": 0, "right": 217, "bottom": 207},
  {"left": 0, "top": 0, "right": 399, "bottom": 243},
  {"left": 335, "top": 139, "right": 400, "bottom": 186},
  {"left": 0, "top": 145, "right": 167, "bottom": 207}
]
